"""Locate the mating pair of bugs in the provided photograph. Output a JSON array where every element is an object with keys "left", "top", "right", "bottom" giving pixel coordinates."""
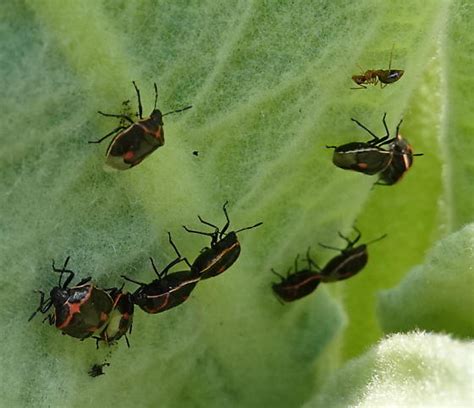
[
  {"left": 29, "top": 203, "right": 262, "bottom": 348},
  {"left": 272, "top": 228, "right": 386, "bottom": 302},
  {"left": 326, "top": 113, "right": 423, "bottom": 185}
]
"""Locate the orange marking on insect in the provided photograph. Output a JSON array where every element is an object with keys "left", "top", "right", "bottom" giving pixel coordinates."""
[{"left": 123, "top": 151, "right": 135, "bottom": 161}]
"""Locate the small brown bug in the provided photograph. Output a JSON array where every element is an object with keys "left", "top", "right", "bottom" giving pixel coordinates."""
[
  {"left": 271, "top": 250, "right": 322, "bottom": 303},
  {"left": 183, "top": 201, "right": 263, "bottom": 280},
  {"left": 89, "top": 81, "right": 192, "bottom": 170},
  {"left": 351, "top": 46, "right": 404, "bottom": 89}
]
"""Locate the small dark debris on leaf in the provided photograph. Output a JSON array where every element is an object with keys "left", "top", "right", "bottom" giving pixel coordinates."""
[{"left": 88, "top": 362, "right": 110, "bottom": 378}]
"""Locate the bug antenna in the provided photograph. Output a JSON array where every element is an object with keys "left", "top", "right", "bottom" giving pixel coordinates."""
[
  {"left": 162, "top": 105, "right": 193, "bottom": 117},
  {"left": 365, "top": 233, "right": 387, "bottom": 246},
  {"left": 153, "top": 83, "right": 158, "bottom": 110},
  {"left": 234, "top": 222, "right": 263, "bottom": 234},
  {"left": 325, "top": 145, "right": 337, "bottom": 149},
  {"left": 413, "top": 153, "right": 424, "bottom": 156},
  {"left": 388, "top": 44, "right": 395, "bottom": 70}
]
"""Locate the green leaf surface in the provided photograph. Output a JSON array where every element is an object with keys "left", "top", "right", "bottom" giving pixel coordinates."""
[
  {"left": 305, "top": 331, "right": 474, "bottom": 408},
  {"left": 0, "top": 0, "right": 472, "bottom": 406},
  {"left": 377, "top": 223, "right": 474, "bottom": 337}
]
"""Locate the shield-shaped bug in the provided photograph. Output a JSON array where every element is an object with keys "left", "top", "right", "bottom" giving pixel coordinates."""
[
  {"left": 351, "top": 46, "right": 404, "bottom": 89},
  {"left": 271, "top": 249, "right": 322, "bottom": 303},
  {"left": 29, "top": 257, "right": 114, "bottom": 340},
  {"left": 319, "top": 228, "right": 386, "bottom": 282},
  {"left": 326, "top": 113, "right": 399, "bottom": 175},
  {"left": 122, "top": 233, "right": 200, "bottom": 314},
  {"left": 183, "top": 201, "right": 263, "bottom": 280},
  {"left": 89, "top": 81, "right": 192, "bottom": 170},
  {"left": 94, "top": 287, "right": 134, "bottom": 348},
  {"left": 376, "top": 133, "right": 423, "bottom": 185}
]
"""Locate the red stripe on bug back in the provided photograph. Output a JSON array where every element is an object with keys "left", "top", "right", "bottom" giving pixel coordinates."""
[{"left": 123, "top": 151, "right": 135, "bottom": 161}]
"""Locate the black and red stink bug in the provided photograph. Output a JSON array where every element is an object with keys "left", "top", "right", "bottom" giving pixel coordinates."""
[
  {"left": 94, "top": 287, "right": 134, "bottom": 348},
  {"left": 326, "top": 113, "right": 400, "bottom": 175},
  {"left": 376, "top": 133, "right": 424, "bottom": 185},
  {"left": 29, "top": 257, "right": 114, "bottom": 340},
  {"left": 319, "top": 228, "right": 386, "bottom": 282},
  {"left": 271, "top": 250, "right": 322, "bottom": 303},
  {"left": 89, "top": 81, "right": 192, "bottom": 170},
  {"left": 122, "top": 233, "right": 200, "bottom": 314},
  {"left": 183, "top": 201, "right": 263, "bottom": 280},
  {"left": 351, "top": 46, "right": 404, "bottom": 89}
]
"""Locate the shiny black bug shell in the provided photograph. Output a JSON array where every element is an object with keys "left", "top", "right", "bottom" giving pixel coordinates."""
[
  {"left": 29, "top": 258, "right": 114, "bottom": 340},
  {"left": 272, "top": 270, "right": 322, "bottom": 302},
  {"left": 271, "top": 251, "right": 322, "bottom": 302},
  {"left": 89, "top": 81, "right": 191, "bottom": 171},
  {"left": 105, "top": 111, "right": 165, "bottom": 170},
  {"left": 96, "top": 289, "right": 134, "bottom": 346},
  {"left": 377, "top": 69, "right": 404, "bottom": 84},
  {"left": 122, "top": 233, "right": 200, "bottom": 314},
  {"left": 319, "top": 229, "right": 386, "bottom": 283},
  {"left": 327, "top": 114, "right": 400, "bottom": 175},
  {"left": 377, "top": 133, "right": 421, "bottom": 185},
  {"left": 183, "top": 202, "right": 262, "bottom": 280},
  {"left": 320, "top": 245, "right": 368, "bottom": 282},
  {"left": 132, "top": 270, "right": 200, "bottom": 314},
  {"left": 331, "top": 142, "right": 393, "bottom": 175},
  {"left": 192, "top": 232, "right": 241, "bottom": 280}
]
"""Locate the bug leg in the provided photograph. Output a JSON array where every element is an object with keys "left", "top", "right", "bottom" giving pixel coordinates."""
[
  {"left": 197, "top": 216, "right": 220, "bottom": 232},
  {"left": 294, "top": 254, "right": 300, "bottom": 273},
  {"left": 152, "top": 255, "right": 185, "bottom": 279},
  {"left": 306, "top": 247, "right": 320, "bottom": 271},
  {"left": 88, "top": 126, "right": 127, "bottom": 144},
  {"left": 132, "top": 81, "right": 143, "bottom": 119},
  {"left": 97, "top": 111, "right": 134, "bottom": 124},
  {"left": 350, "top": 117, "right": 380, "bottom": 142},
  {"left": 121, "top": 275, "right": 147, "bottom": 286},
  {"left": 271, "top": 268, "right": 285, "bottom": 280},
  {"left": 394, "top": 118, "right": 403, "bottom": 138},
  {"left": 347, "top": 227, "right": 362, "bottom": 247},
  {"left": 125, "top": 334, "right": 131, "bottom": 348},
  {"left": 318, "top": 242, "right": 343, "bottom": 252},
  {"left": 220, "top": 201, "right": 231, "bottom": 237},
  {"left": 182, "top": 225, "right": 215, "bottom": 238},
  {"left": 167, "top": 232, "right": 192, "bottom": 268}
]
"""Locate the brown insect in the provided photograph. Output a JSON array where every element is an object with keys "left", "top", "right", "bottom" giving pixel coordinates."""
[{"left": 351, "top": 46, "right": 404, "bottom": 89}]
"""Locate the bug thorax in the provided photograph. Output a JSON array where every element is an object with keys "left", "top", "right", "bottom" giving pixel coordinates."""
[
  {"left": 149, "top": 109, "right": 164, "bottom": 126},
  {"left": 50, "top": 287, "right": 69, "bottom": 307},
  {"left": 214, "top": 231, "right": 238, "bottom": 248}
]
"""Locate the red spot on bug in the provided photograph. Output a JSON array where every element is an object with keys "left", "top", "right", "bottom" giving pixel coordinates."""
[
  {"left": 123, "top": 151, "right": 135, "bottom": 161},
  {"left": 100, "top": 312, "right": 108, "bottom": 322},
  {"left": 358, "top": 162, "right": 368, "bottom": 169}
]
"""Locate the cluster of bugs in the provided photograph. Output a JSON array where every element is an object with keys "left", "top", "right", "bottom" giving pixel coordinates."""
[
  {"left": 31, "top": 47, "right": 417, "bottom": 375},
  {"left": 29, "top": 202, "right": 262, "bottom": 374},
  {"left": 326, "top": 113, "right": 423, "bottom": 185},
  {"left": 272, "top": 228, "right": 386, "bottom": 302},
  {"left": 270, "top": 47, "right": 419, "bottom": 302}
]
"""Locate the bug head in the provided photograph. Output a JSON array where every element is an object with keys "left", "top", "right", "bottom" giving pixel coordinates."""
[
  {"left": 150, "top": 109, "right": 164, "bottom": 126},
  {"left": 351, "top": 75, "right": 366, "bottom": 85}
]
